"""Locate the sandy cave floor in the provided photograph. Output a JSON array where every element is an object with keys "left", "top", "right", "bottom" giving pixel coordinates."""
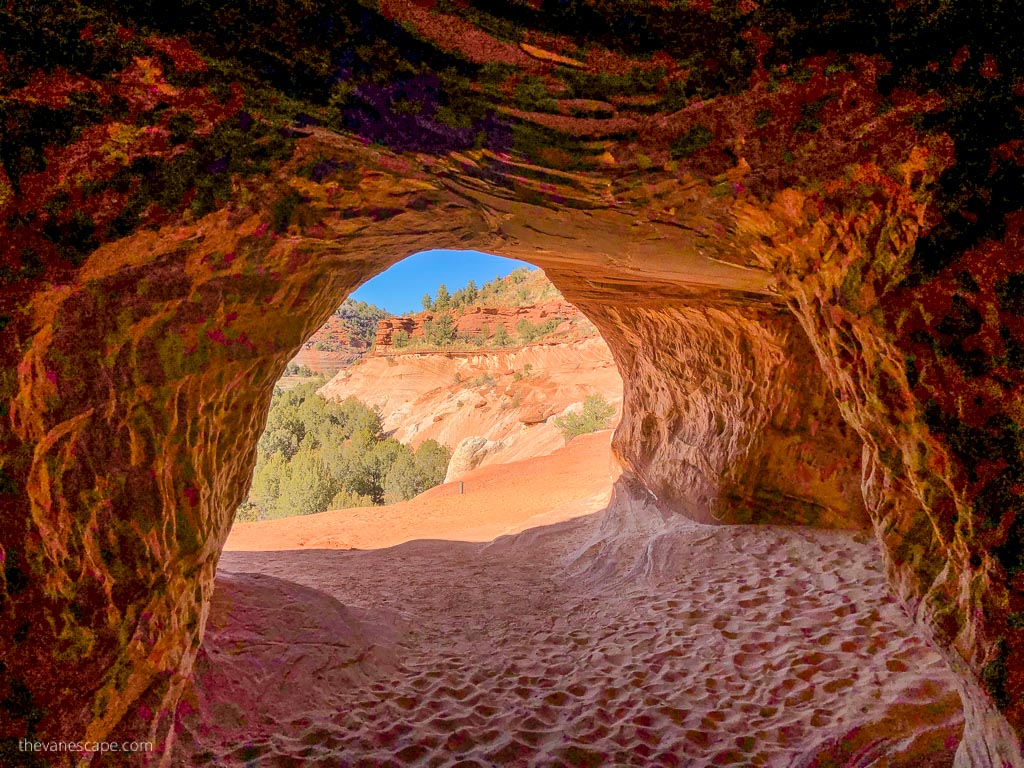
[{"left": 175, "top": 434, "right": 966, "bottom": 767}]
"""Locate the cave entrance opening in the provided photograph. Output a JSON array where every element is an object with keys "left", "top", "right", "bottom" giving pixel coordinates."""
[{"left": 227, "top": 248, "right": 625, "bottom": 549}]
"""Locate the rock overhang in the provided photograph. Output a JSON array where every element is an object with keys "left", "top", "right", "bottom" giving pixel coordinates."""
[{"left": 1, "top": 1, "right": 1023, "bottom": 764}]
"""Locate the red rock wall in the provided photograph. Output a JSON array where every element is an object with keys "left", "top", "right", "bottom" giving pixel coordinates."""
[
  {"left": 373, "top": 299, "right": 583, "bottom": 350},
  {"left": 588, "top": 299, "right": 869, "bottom": 529}
]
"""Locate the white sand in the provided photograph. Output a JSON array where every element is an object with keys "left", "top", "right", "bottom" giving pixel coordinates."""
[{"left": 176, "top": 441, "right": 964, "bottom": 766}]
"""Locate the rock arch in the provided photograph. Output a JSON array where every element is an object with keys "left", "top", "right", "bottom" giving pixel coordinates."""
[{"left": 1, "top": 2, "right": 1022, "bottom": 765}]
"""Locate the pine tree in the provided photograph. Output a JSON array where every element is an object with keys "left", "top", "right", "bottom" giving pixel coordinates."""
[
  {"left": 274, "top": 448, "right": 337, "bottom": 517},
  {"left": 434, "top": 283, "right": 451, "bottom": 312}
]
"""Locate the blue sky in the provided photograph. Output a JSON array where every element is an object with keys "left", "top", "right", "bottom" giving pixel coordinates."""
[{"left": 350, "top": 250, "right": 535, "bottom": 314}]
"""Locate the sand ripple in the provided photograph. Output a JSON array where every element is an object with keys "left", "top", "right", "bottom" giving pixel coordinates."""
[{"left": 176, "top": 501, "right": 964, "bottom": 767}]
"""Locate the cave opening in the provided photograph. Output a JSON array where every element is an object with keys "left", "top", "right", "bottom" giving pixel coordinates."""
[
  {"left": 178, "top": 238, "right": 966, "bottom": 765},
  {"left": 227, "top": 247, "right": 625, "bottom": 547}
]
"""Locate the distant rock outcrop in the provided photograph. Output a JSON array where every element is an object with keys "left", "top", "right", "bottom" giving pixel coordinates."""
[
  {"left": 374, "top": 298, "right": 585, "bottom": 351},
  {"left": 445, "top": 436, "right": 505, "bottom": 482},
  {"left": 289, "top": 314, "right": 371, "bottom": 375},
  {"left": 319, "top": 336, "right": 623, "bottom": 474}
]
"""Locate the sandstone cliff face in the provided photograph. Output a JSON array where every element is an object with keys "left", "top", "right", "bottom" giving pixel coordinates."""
[
  {"left": 288, "top": 314, "right": 371, "bottom": 376},
  {"left": 2, "top": 2, "right": 1023, "bottom": 765},
  {"left": 318, "top": 335, "right": 623, "bottom": 472},
  {"left": 593, "top": 299, "right": 870, "bottom": 530},
  {"left": 373, "top": 298, "right": 583, "bottom": 350}
]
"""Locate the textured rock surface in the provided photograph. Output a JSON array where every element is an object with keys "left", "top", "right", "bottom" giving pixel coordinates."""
[
  {"left": 445, "top": 436, "right": 506, "bottom": 482},
  {"left": 374, "top": 297, "right": 583, "bottom": 350},
  {"left": 1, "top": 1, "right": 1023, "bottom": 764},
  {"left": 319, "top": 335, "right": 622, "bottom": 471},
  {"left": 592, "top": 299, "right": 870, "bottom": 529}
]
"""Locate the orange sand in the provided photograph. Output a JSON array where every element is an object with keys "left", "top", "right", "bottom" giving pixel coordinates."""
[
  {"left": 180, "top": 431, "right": 966, "bottom": 767},
  {"left": 224, "top": 430, "right": 620, "bottom": 552}
]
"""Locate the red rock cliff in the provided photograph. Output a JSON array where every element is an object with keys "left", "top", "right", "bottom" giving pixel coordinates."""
[{"left": 374, "top": 298, "right": 583, "bottom": 349}]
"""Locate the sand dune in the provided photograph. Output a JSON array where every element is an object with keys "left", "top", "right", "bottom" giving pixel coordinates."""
[
  {"left": 225, "top": 430, "right": 620, "bottom": 552},
  {"left": 182, "top": 433, "right": 966, "bottom": 767}
]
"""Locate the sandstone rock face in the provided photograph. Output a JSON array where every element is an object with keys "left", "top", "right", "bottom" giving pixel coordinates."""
[
  {"left": 319, "top": 335, "right": 622, "bottom": 471},
  {"left": 2, "top": 2, "right": 1022, "bottom": 765},
  {"left": 445, "top": 436, "right": 505, "bottom": 483},
  {"left": 288, "top": 314, "right": 371, "bottom": 375},
  {"left": 593, "top": 299, "right": 870, "bottom": 529},
  {"left": 373, "top": 298, "right": 582, "bottom": 350}
]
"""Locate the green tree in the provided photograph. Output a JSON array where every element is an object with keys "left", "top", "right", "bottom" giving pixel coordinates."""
[
  {"left": 492, "top": 324, "right": 512, "bottom": 347},
  {"left": 421, "top": 293, "right": 433, "bottom": 311},
  {"left": 383, "top": 439, "right": 451, "bottom": 504},
  {"left": 414, "top": 439, "right": 450, "bottom": 488},
  {"left": 424, "top": 313, "right": 456, "bottom": 346},
  {"left": 274, "top": 447, "right": 337, "bottom": 517},
  {"left": 248, "top": 451, "right": 288, "bottom": 516},
  {"left": 238, "top": 388, "right": 446, "bottom": 519},
  {"left": 433, "top": 283, "right": 451, "bottom": 312},
  {"left": 383, "top": 446, "right": 419, "bottom": 504},
  {"left": 553, "top": 394, "right": 616, "bottom": 443}
]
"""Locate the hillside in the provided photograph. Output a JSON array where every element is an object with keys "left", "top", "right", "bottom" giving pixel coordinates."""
[
  {"left": 320, "top": 335, "right": 622, "bottom": 479},
  {"left": 293, "top": 268, "right": 621, "bottom": 480},
  {"left": 378, "top": 267, "right": 597, "bottom": 353},
  {"left": 286, "top": 299, "right": 391, "bottom": 376}
]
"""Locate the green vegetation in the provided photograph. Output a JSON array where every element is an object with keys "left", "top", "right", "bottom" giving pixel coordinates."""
[
  {"left": 236, "top": 382, "right": 450, "bottom": 522},
  {"left": 981, "top": 638, "right": 1010, "bottom": 709},
  {"left": 335, "top": 299, "right": 392, "bottom": 347},
  {"left": 513, "top": 363, "right": 533, "bottom": 382},
  {"left": 516, "top": 318, "right": 559, "bottom": 344},
  {"left": 421, "top": 268, "right": 558, "bottom": 312},
  {"left": 491, "top": 325, "right": 513, "bottom": 348},
  {"left": 669, "top": 125, "right": 714, "bottom": 159},
  {"left": 553, "top": 394, "right": 616, "bottom": 443},
  {"left": 423, "top": 313, "right": 457, "bottom": 346},
  {"left": 393, "top": 268, "right": 577, "bottom": 352}
]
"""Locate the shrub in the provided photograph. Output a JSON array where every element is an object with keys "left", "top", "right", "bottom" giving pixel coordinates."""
[
  {"left": 424, "top": 313, "right": 456, "bottom": 346},
  {"left": 383, "top": 439, "right": 451, "bottom": 504},
  {"left": 238, "top": 386, "right": 447, "bottom": 519},
  {"left": 330, "top": 489, "right": 375, "bottom": 509},
  {"left": 392, "top": 330, "right": 410, "bottom": 348},
  {"left": 516, "top": 318, "right": 559, "bottom": 343},
  {"left": 513, "top": 364, "right": 533, "bottom": 382},
  {"left": 492, "top": 325, "right": 512, "bottom": 347},
  {"left": 554, "top": 394, "right": 616, "bottom": 443},
  {"left": 669, "top": 124, "right": 713, "bottom": 158}
]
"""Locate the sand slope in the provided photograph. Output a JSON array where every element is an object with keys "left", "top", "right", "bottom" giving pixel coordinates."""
[
  {"left": 225, "top": 430, "right": 620, "bottom": 552},
  {"left": 184, "top": 434, "right": 966, "bottom": 767}
]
